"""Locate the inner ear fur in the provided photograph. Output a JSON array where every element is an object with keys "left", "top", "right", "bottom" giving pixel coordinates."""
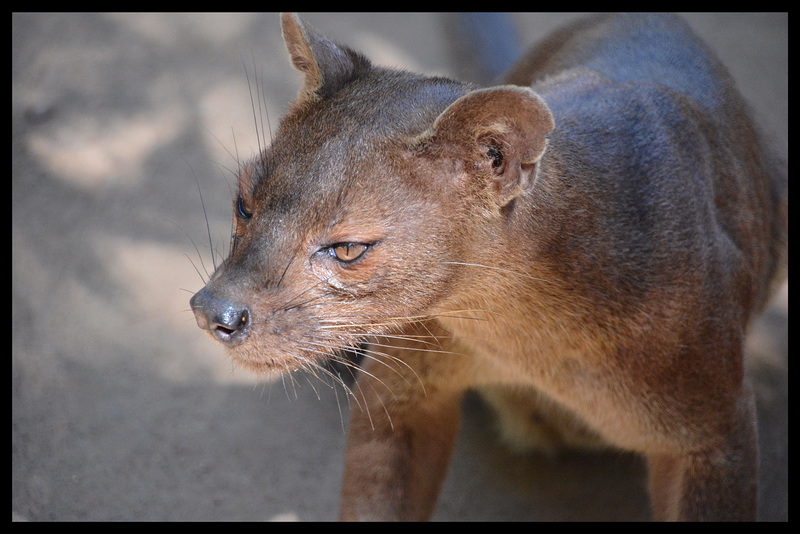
[
  {"left": 431, "top": 85, "right": 555, "bottom": 206},
  {"left": 280, "top": 13, "right": 368, "bottom": 100}
]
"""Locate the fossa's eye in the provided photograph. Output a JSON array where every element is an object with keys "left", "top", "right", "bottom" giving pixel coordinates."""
[
  {"left": 236, "top": 195, "right": 252, "bottom": 220},
  {"left": 330, "top": 242, "right": 369, "bottom": 263}
]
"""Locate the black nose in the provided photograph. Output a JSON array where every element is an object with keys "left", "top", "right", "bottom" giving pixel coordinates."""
[{"left": 190, "top": 287, "right": 250, "bottom": 347}]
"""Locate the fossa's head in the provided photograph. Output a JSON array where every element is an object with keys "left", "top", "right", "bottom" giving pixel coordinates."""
[{"left": 190, "top": 14, "right": 553, "bottom": 374}]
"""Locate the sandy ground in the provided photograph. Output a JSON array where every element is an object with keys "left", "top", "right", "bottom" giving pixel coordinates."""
[{"left": 12, "top": 13, "right": 787, "bottom": 521}]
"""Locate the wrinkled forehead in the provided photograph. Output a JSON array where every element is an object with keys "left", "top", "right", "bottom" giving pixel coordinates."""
[
  {"left": 264, "top": 69, "right": 468, "bottom": 171},
  {"left": 254, "top": 127, "right": 362, "bottom": 217},
  {"left": 243, "top": 72, "right": 469, "bottom": 234},
  {"left": 236, "top": 136, "right": 373, "bottom": 259}
]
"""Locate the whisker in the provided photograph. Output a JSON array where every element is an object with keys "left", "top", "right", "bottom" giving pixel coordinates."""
[
  {"left": 252, "top": 52, "right": 270, "bottom": 158},
  {"left": 280, "top": 367, "right": 301, "bottom": 401},
  {"left": 316, "top": 309, "right": 494, "bottom": 327},
  {"left": 292, "top": 344, "right": 378, "bottom": 428},
  {"left": 299, "top": 340, "right": 396, "bottom": 396},
  {"left": 302, "top": 371, "right": 323, "bottom": 401},
  {"left": 304, "top": 334, "right": 435, "bottom": 399},
  {"left": 191, "top": 167, "right": 217, "bottom": 272},
  {"left": 242, "top": 56, "right": 263, "bottom": 157},
  {"left": 302, "top": 354, "right": 360, "bottom": 403},
  {"left": 276, "top": 256, "right": 295, "bottom": 289},
  {"left": 205, "top": 128, "right": 241, "bottom": 176},
  {"left": 231, "top": 127, "right": 242, "bottom": 176},
  {"left": 442, "top": 260, "right": 552, "bottom": 285},
  {"left": 170, "top": 174, "right": 216, "bottom": 282},
  {"left": 319, "top": 330, "right": 446, "bottom": 352},
  {"left": 183, "top": 252, "right": 208, "bottom": 286},
  {"left": 281, "top": 283, "right": 329, "bottom": 311},
  {"left": 256, "top": 55, "right": 274, "bottom": 148}
]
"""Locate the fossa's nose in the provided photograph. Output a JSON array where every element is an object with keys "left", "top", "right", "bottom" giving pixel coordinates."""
[{"left": 190, "top": 287, "right": 250, "bottom": 347}]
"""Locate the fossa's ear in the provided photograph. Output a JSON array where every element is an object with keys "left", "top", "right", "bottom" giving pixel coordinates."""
[
  {"left": 280, "top": 13, "right": 368, "bottom": 100},
  {"left": 430, "top": 86, "right": 555, "bottom": 207}
]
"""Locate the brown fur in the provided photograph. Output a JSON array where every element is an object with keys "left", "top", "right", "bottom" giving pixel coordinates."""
[{"left": 190, "top": 13, "right": 787, "bottom": 521}]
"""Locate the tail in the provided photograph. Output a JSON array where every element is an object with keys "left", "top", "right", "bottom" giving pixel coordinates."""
[{"left": 440, "top": 13, "right": 522, "bottom": 86}]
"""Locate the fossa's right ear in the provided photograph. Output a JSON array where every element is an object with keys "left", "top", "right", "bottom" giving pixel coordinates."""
[
  {"left": 280, "top": 13, "right": 368, "bottom": 100},
  {"left": 427, "top": 86, "right": 555, "bottom": 208}
]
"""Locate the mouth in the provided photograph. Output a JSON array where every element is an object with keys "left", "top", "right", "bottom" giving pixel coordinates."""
[
  {"left": 222, "top": 336, "right": 344, "bottom": 378},
  {"left": 191, "top": 286, "right": 376, "bottom": 378},
  {"left": 221, "top": 320, "right": 371, "bottom": 380}
]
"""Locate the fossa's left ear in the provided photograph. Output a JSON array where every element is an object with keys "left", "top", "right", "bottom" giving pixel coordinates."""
[
  {"left": 281, "top": 13, "right": 369, "bottom": 100},
  {"left": 429, "top": 85, "right": 555, "bottom": 207}
]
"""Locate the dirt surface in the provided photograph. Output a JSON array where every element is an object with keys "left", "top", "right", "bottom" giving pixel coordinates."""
[{"left": 12, "top": 13, "right": 787, "bottom": 521}]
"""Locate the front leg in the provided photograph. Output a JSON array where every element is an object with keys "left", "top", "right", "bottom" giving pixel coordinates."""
[
  {"left": 646, "top": 380, "right": 759, "bottom": 521},
  {"left": 339, "top": 322, "right": 466, "bottom": 521}
]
